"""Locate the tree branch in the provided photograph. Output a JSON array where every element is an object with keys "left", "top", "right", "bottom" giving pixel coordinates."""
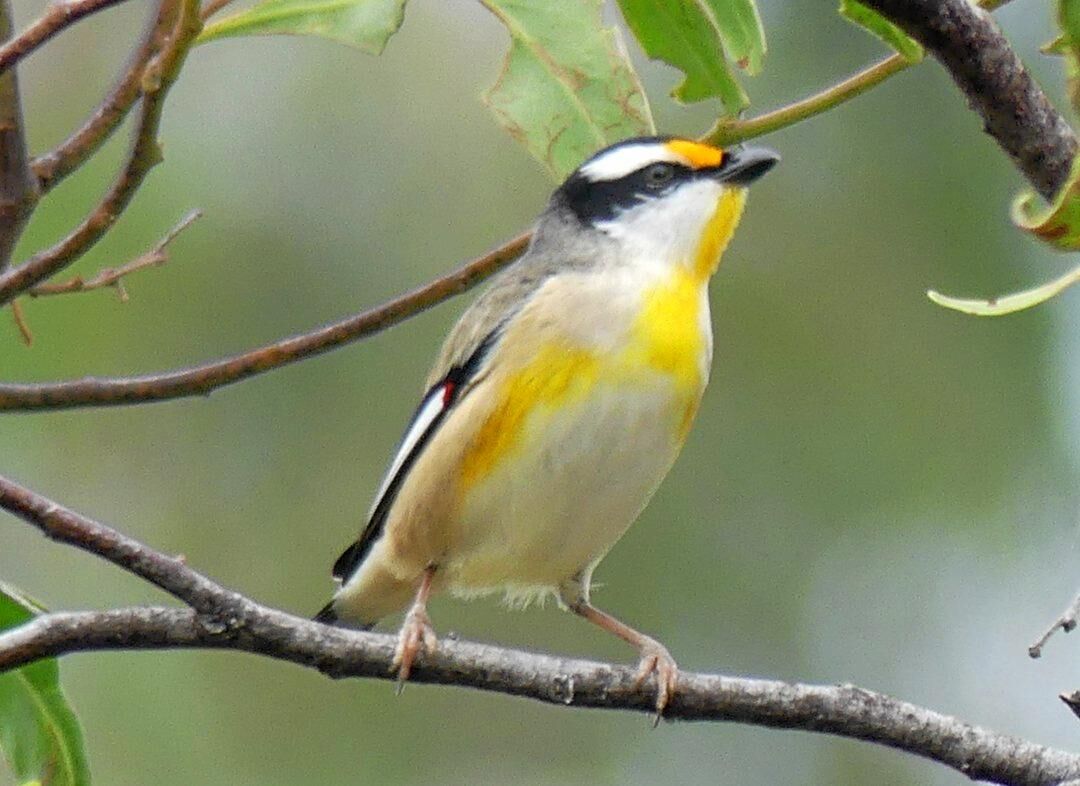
[
  {"left": 1030, "top": 590, "right": 1080, "bottom": 658},
  {"left": 0, "top": 0, "right": 197, "bottom": 306},
  {"left": 1, "top": 475, "right": 1079, "bottom": 786},
  {"left": 0, "top": 232, "right": 530, "bottom": 411},
  {"left": 858, "top": 0, "right": 1078, "bottom": 201},
  {"left": 26, "top": 208, "right": 200, "bottom": 299},
  {"left": 31, "top": 0, "right": 175, "bottom": 194},
  {"left": 0, "top": 0, "right": 37, "bottom": 270},
  {"left": 0, "top": 0, "right": 135, "bottom": 74}
]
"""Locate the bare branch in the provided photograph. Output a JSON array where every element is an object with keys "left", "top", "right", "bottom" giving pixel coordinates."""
[
  {"left": 9, "top": 297, "right": 29, "bottom": 344},
  {"left": 0, "top": 0, "right": 37, "bottom": 270},
  {"left": 0, "top": 0, "right": 135, "bottom": 74},
  {"left": 0, "top": 0, "right": 199, "bottom": 306},
  {"left": 27, "top": 208, "right": 201, "bottom": 299},
  {"left": 0, "top": 232, "right": 530, "bottom": 411},
  {"left": 858, "top": 0, "right": 1078, "bottom": 201},
  {"left": 32, "top": 1, "right": 175, "bottom": 194},
  {"left": 1, "top": 471, "right": 1079, "bottom": 786},
  {"left": 0, "top": 473, "right": 243, "bottom": 614},
  {"left": 1030, "top": 591, "right": 1080, "bottom": 658}
]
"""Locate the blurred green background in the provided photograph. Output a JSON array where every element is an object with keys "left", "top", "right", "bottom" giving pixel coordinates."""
[{"left": 4, "top": 1, "right": 1080, "bottom": 784}]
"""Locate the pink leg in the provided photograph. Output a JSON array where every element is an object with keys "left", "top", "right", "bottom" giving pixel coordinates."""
[
  {"left": 570, "top": 601, "right": 678, "bottom": 720},
  {"left": 390, "top": 566, "right": 438, "bottom": 687}
]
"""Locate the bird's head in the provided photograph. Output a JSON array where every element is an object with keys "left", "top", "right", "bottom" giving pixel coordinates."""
[{"left": 552, "top": 136, "right": 779, "bottom": 276}]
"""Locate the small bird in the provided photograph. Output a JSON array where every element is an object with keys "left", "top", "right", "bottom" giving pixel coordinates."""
[{"left": 317, "top": 136, "right": 778, "bottom": 714}]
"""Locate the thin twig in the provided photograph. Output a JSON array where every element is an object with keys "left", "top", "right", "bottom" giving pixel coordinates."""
[
  {"left": 32, "top": 1, "right": 174, "bottom": 194},
  {"left": 705, "top": 0, "right": 1008, "bottom": 147},
  {"left": 1029, "top": 591, "right": 1080, "bottom": 658},
  {"left": 0, "top": 473, "right": 240, "bottom": 613},
  {"left": 0, "top": 0, "right": 199, "bottom": 306},
  {"left": 0, "top": 0, "right": 135, "bottom": 73},
  {"left": 27, "top": 209, "right": 201, "bottom": 299},
  {"left": 707, "top": 55, "right": 908, "bottom": 147},
  {"left": 1, "top": 474, "right": 1079, "bottom": 786},
  {"left": 199, "top": 0, "right": 237, "bottom": 20},
  {"left": 10, "top": 297, "right": 29, "bottom": 344},
  {"left": 0, "top": 232, "right": 531, "bottom": 410}
]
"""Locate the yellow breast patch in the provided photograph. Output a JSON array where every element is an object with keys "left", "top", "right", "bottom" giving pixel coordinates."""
[
  {"left": 460, "top": 345, "right": 600, "bottom": 489},
  {"left": 694, "top": 188, "right": 747, "bottom": 280},
  {"left": 457, "top": 190, "right": 747, "bottom": 491}
]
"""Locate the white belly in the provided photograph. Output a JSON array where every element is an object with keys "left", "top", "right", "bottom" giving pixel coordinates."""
[{"left": 445, "top": 374, "right": 692, "bottom": 603}]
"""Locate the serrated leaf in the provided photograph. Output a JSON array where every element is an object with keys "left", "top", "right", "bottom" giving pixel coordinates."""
[
  {"left": 928, "top": 264, "right": 1080, "bottom": 316},
  {"left": 840, "top": 0, "right": 923, "bottom": 62},
  {"left": 1012, "top": 156, "right": 1080, "bottom": 249},
  {"left": 198, "top": 0, "right": 406, "bottom": 54},
  {"left": 616, "top": 0, "right": 765, "bottom": 111},
  {"left": 0, "top": 584, "right": 90, "bottom": 786},
  {"left": 482, "top": 0, "right": 655, "bottom": 181}
]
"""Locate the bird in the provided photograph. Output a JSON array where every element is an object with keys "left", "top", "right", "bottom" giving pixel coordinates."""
[{"left": 316, "top": 135, "right": 778, "bottom": 715}]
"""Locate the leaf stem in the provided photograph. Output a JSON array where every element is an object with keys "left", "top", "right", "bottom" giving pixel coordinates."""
[
  {"left": 704, "top": 54, "right": 908, "bottom": 146},
  {"left": 704, "top": 0, "right": 1010, "bottom": 147}
]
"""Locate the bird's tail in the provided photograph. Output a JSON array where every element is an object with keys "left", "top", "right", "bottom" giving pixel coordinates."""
[
  {"left": 313, "top": 600, "right": 377, "bottom": 630},
  {"left": 313, "top": 601, "right": 339, "bottom": 625}
]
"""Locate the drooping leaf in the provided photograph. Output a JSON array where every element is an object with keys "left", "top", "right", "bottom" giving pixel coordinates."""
[
  {"left": 931, "top": 156, "right": 1080, "bottom": 316},
  {"left": 839, "top": 0, "right": 923, "bottom": 62},
  {"left": 616, "top": 0, "right": 765, "bottom": 111},
  {"left": 0, "top": 584, "right": 90, "bottom": 786},
  {"left": 198, "top": 0, "right": 406, "bottom": 54},
  {"left": 1012, "top": 156, "right": 1080, "bottom": 249},
  {"left": 928, "top": 265, "right": 1080, "bottom": 316},
  {"left": 481, "top": 0, "right": 655, "bottom": 181}
]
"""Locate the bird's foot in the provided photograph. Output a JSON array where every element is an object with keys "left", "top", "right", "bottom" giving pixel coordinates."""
[
  {"left": 633, "top": 636, "right": 679, "bottom": 722},
  {"left": 391, "top": 603, "right": 438, "bottom": 689}
]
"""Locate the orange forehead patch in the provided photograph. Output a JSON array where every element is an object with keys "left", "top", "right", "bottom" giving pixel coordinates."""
[{"left": 665, "top": 139, "right": 725, "bottom": 169}]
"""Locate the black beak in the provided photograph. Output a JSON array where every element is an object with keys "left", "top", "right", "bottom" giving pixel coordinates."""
[{"left": 714, "top": 146, "right": 780, "bottom": 185}]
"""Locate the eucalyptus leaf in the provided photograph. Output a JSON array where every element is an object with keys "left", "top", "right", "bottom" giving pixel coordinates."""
[
  {"left": 839, "top": 0, "right": 923, "bottom": 62},
  {"left": 482, "top": 0, "right": 655, "bottom": 181},
  {"left": 198, "top": 0, "right": 406, "bottom": 54},
  {"left": 0, "top": 584, "right": 90, "bottom": 786},
  {"left": 616, "top": 0, "right": 765, "bottom": 111},
  {"left": 928, "top": 264, "right": 1080, "bottom": 316},
  {"left": 1012, "top": 156, "right": 1080, "bottom": 249}
]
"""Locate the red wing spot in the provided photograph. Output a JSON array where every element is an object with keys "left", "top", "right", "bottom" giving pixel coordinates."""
[{"left": 442, "top": 382, "right": 456, "bottom": 406}]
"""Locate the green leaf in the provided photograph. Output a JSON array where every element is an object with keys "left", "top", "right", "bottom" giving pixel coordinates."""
[
  {"left": 928, "top": 264, "right": 1080, "bottom": 316},
  {"left": 198, "top": 0, "right": 406, "bottom": 54},
  {"left": 481, "top": 0, "right": 655, "bottom": 181},
  {"left": 616, "top": 0, "right": 765, "bottom": 111},
  {"left": 1057, "top": 0, "right": 1080, "bottom": 111},
  {"left": 839, "top": 0, "right": 923, "bottom": 62},
  {"left": 933, "top": 155, "right": 1080, "bottom": 316},
  {"left": 1012, "top": 156, "right": 1080, "bottom": 249},
  {"left": 0, "top": 584, "right": 90, "bottom": 786}
]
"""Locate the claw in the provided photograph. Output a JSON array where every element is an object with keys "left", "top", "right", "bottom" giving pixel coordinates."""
[
  {"left": 391, "top": 603, "right": 438, "bottom": 689},
  {"left": 632, "top": 637, "right": 679, "bottom": 722}
]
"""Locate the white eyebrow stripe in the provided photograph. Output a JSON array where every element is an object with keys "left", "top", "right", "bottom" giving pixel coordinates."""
[{"left": 578, "top": 143, "right": 684, "bottom": 182}]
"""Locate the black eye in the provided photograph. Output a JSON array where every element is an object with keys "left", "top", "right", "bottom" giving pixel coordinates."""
[{"left": 643, "top": 162, "right": 675, "bottom": 189}]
